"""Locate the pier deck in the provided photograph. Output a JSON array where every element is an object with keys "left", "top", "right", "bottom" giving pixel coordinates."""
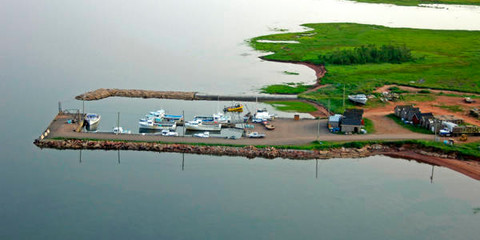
[{"left": 42, "top": 113, "right": 432, "bottom": 146}]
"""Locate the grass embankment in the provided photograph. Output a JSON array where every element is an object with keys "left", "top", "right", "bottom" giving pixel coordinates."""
[
  {"left": 350, "top": 0, "right": 480, "bottom": 6},
  {"left": 266, "top": 101, "right": 317, "bottom": 113},
  {"left": 363, "top": 118, "right": 376, "bottom": 133},
  {"left": 250, "top": 23, "right": 480, "bottom": 113},
  {"left": 433, "top": 104, "right": 464, "bottom": 113},
  {"left": 261, "top": 83, "right": 312, "bottom": 94},
  {"left": 50, "top": 137, "right": 480, "bottom": 158},
  {"left": 387, "top": 114, "right": 434, "bottom": 134}
]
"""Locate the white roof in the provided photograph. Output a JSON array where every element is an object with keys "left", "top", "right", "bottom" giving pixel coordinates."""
[{"left": 328, "top": 114, "right": 342, "bottom": 122}]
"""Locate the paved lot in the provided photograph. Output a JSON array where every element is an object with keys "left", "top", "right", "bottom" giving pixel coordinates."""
[{"left": 45, "top": 114, "right": 433, "bottom": 146}]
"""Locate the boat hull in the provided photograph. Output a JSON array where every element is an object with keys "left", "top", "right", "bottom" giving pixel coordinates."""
[
  {"left": 185, "top": 123, "right": 222, "bottom": 131},
  {"left": 85, "top": 118, "right": 100, "bottom": 131},
  {"left": 139, "top": 122, "right": 176, "bottom": 131}
]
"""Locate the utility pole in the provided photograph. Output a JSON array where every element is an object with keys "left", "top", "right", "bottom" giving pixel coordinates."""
[
  {"left": 343, "top": 84, "right": 346, "bottom": 110},
  {"left": 82, "top": 93, "right": 85, "bottom": 115},
  {"left": 317, "top": 117, "right": 320, "bottom": 142},
  {"left": 117, "top": 112, "right": 120, "bottom": 134},
  {"left": 328, "top": 99, "right": 331, "bottom": 116},
  {"left": 58, "top": 101, "right": 62, "bottom": 113},
  {"left": 182, "top": 110, "right": 185, "bottom": 136}
]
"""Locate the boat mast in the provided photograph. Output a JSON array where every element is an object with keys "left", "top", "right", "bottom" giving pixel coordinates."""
[{"left": 343, "top": 84, "right": 345, "bottom": 110}]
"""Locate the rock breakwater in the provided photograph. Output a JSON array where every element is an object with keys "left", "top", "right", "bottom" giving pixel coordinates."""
[
  {"left": 76, "top": 88, "right": 196, "bottom": 101},
  {"left": 33, "top": 139, "right": 480, "bottom": 179},
  {"left": 34, "top": 139, "right": 379, "bottom": 160}
]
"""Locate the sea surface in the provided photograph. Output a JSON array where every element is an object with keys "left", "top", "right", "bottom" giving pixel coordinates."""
[{"left": 1, "top": 0, "right": 480, "bottom": 239}]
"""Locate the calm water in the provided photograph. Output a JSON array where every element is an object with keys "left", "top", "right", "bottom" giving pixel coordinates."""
[{"left": 1, "top": 0, "right": 480, "bottom": 239}]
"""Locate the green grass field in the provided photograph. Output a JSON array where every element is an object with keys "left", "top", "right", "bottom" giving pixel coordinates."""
[
  {"left": 266, "top": 101, "right": 317, "bottom": 113},
  {"left": 351, "top": 0, "right": 480, "bottom": 6},
  {"left": 250, "top": 23, "right": 480, "bottom": 113},
  {"left": 261, "top": 83, "right": 312, "bottom": 94}
]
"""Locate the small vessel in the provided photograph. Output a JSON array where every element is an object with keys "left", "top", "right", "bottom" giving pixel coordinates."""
[
  {"left": 185, "top": 119, "right": 221, "bottom": 131},
  {"left": 113, "top": 127, "right": 131, "bottom": 134},
  {"left": 224, "top": 103, "right": 244, "bottom": 112},
  {"left": 264, "top": 124, "right": 275, "bottom": 130},
  {"left": 213, "top": 112, "right": 231, "bottom": 124},
  {"left": 254, "top": 108, "right": 275, "bottom": 121},
  {"left": 161, "top": 129, "right": 179, "bottom": 137},
  {"left": 163, "top": 114, "right": 184, "bottom": 124},
  {"left": 193, "top": 131, "right": 210, "bottom": 138},
  {"left": 139, "top": 117, "right": 177, "bottom": 130},
  {"left": 84, "top": 113, "right": 101, "bottom": 131},
  {"left": 247, "top": 132, "right": 266, "bottom": 138},
  {"left": 348, "top": 94, "right": 368, "bottom": 105}
]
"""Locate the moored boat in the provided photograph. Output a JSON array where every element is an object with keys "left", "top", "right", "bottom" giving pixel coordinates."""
[
  {"left": 185, "top": 120, "right": 221, "bottom": 131},
  {"left": 163, "top": 114, "right": 184, "bottom": 124},
  {"left": 139, "top": 118, "right": 177, "bottom": 130},
  {"left": 84, "top": 113, "right": 101, "bottom": 131}
]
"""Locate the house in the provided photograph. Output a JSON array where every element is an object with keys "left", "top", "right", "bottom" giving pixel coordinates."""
[
  {"left": 328, "top": 114, "right": 342, "bottom": 130},
  {"left": 406, "top": 107, "right": 421, "bottom": 122},
  {"left": 341, "top": 109, "right": 364, "bottom": 133},
  {"left": 420, "top": 113, "right": 434, "bottom": 128},
  {"left": 394, "top": 105, "right": 412, "bottom": 118}
]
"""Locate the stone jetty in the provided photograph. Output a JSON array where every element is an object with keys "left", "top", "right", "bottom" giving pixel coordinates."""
[{"left": 75, "top": 88, "right": 298, "bottom": 102}]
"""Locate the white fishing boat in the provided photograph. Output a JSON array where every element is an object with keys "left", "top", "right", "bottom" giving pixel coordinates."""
[
  {"left": 213, "top": 112, "right": 231, "bottom": 124},
  {"left": 193, "top": 131, "right": 210, "bottom": 138},
  {"left": 247, "top": 132, "right": 265, "bottom": 138},
  {"left": 139, "top": 117, "right": 177, "bottom": 130},
  {"left": 185, "top": 119, "right": 221, "bottom": 131},
  {"left": 254, "top": 108, "right": 275, "bottom": 121},
  {"left": 163, "top": 114, "right": 184, "bottom": 124},
  {"left": 84, "top": 113, "right": 101, "bottom": 131},
  {"left": 348, "top": 94, "right": 368, "bottom": 105}
]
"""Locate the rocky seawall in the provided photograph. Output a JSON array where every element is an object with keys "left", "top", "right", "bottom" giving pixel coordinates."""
[
  {"left": 34, "top": 139, "right": 480, "bottom": 180},
  {"left": 75, "top": 88, "right": 196, "bottom": 101},
  {"left": 34, "top": 139, "right": 460, "bottom": 160}
]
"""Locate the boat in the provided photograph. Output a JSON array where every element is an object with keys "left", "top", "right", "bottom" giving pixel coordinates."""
[
  {"left": 161, "top": 129, "right": 178, "bottom": 137},
  {"left": 254, "top": 108, "right": 275, "bottom": 121},
  {"left": 213, "top": 112, "right": 231, "bottom": 124},
  {"left": 185, "top": 119, "right": 221, "bottom": 131},
  {"left": 84, "top": 113, "right": 101, "bottom": 131},
  {"left": 139, "top": 117, "right": 177, "bottom": 130},
  {"left": 163, "top": 114, "right": 184, "bottom": 124},
  {"left": 113, "top": 127, "right": 131, "bottom": 134},
  {"left": 264, "top": 124, "right": 275, "bottom": 130},
  {"left": 193, "top": 131, "right": 210, "bottom": 138},
  {"left": 224, "top": 103, "right": 243, "bottom": 112},
  {"left": 348, "top": 94, "right": 368, "bottom": 105},
  {"left": 247, "top": 132, "right": 265, "bottom": 138}
]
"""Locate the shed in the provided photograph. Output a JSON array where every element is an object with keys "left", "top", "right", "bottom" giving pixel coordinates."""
[
  {"left": 328, "top": 114, "right": 342, "bottom": 129},
  {"left": 341, "top": 109, "right": 364, "bottom": 133}
]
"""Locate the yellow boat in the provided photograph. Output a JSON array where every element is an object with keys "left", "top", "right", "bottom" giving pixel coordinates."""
[{"left": 223, "top": 104, "right": 243, "bottom": 112}]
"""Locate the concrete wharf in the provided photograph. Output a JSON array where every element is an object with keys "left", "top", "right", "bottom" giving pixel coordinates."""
[{"left": 38, "top": 112, "right": 432, "bottom": 146}]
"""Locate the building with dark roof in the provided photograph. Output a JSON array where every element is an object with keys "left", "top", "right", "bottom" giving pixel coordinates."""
[{"left": 340, "top": 109, "right": 364, "bottom": 133}]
